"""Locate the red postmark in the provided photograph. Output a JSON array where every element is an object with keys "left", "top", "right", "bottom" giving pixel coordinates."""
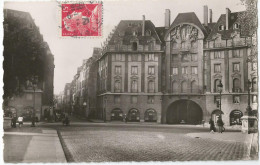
[{"left": 61, "top": 3, "right": 102, "bottom": 36}]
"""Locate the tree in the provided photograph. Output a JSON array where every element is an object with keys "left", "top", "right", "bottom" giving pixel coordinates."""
[{"left": 240, "top": 0, "right": 258, "bottom": 62}]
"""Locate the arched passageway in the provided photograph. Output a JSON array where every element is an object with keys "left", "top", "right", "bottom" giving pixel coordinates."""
[
  {"left": 144, "top": 109, "right": 157, "bottom": 122},
  {"left": 166, "top": 100, "right": 203, "bottom": 124},
  {"left": 128, "top": 109, "right": 140, "bottom": 122}
]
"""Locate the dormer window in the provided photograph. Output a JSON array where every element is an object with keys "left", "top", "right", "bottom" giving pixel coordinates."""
[
  {"left": 132, "top": 42, "right": 137, "bottom": 51},
  {"left": 133, "top": 30, "right": 138, "bottom": 36},
  {"left": 145, "top": 30, "right": 151, "bottom": 36},
  {"left": 233, "top": 23, "right": 239, "bottom": 29},
  {"left": 218, "top": 25, "right": 225, "bottom": 31}
]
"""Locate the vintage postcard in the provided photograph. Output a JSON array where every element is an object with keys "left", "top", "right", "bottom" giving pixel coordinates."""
[{"left": 1, "top": 0, "right": 259, "bottom": 164}]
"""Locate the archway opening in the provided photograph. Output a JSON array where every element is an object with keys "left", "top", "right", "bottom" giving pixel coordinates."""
[
  {"left": 111, "top": 108, "right": 123, "bottom": 121},
  {"left": 211, "top": 109, "right": 224, "bottom": 124},
  {"left": 22, "top": 106, "right": 34, "bottom": 121},
  {"left": 230, "top": 110, "right": 243, "bottom": 126},
  {"left": 128, "top": 109, "right": 140, "bottom": 122},
  {"left": 166, "top": 100, "right": 203, "bottom": 124},
  {"left": 145, "top": 109, "right": 157, "bottom": 122}
]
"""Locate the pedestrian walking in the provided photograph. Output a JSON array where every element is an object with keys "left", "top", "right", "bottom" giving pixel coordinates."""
[
  {"left": 17, "top": 116, "right": 24, "bottom": 128},
  {"left": 11, "top": 114, "right": 17, "bottom": 128},
  {"left": 124, "top": 114, "right": 128, "bottom": 123},
  {"left": 209, "top": 118, "right": 215, "bottom": 133},
  {"left": 217, "top": 117, "right": 224, "bottom": 133}
]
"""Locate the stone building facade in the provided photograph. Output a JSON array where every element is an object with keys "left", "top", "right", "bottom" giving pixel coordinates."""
[
  {"left": 3, "top": 9, "right": 55, "bottom": 120},
  {"left": 97, "top": 6, "right": 257, "bottom": 125}
]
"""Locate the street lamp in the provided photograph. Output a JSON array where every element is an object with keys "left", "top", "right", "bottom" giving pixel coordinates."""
[
  {"left": 31, "top": 76, "right": 38, "bottom": 127},
  {"left": 217, "top": 81, "right": 223, "bottom": 118},
  {"left": 103, "top": 96, "right": 107, "bottom": 122},
  {"left": 246, "top": 79, "right": 252, "bottom": 116}
]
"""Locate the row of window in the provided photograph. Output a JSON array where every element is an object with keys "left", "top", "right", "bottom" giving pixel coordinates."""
[
  {"left": 115, "top": 54, "right": 155, "bottom": 61},
  {"left": 171, "top": 66, "right": 198, "bottom": 75},
  {"left": 114, "top": 79, "right": 156, "bottom": 93},
  {"left": 214, "top": 63, "right": 240, "bottom": 73},
  {"left": 115, "top": 66, "right": 155, "bottom": 75},
  {"left": 171, "top": 80, "right": 199, "bottom": 93},
  {"left": 172, "top": 54, "right": 198, "bottom": 62},
  {"left": 114, "top": 95, "right": 156, "bottom": 104},
  {"left": 172, "top": 40, "right": 198, "bottom": 49},
  {"left": 212, "top": 50, "right": 242, "bottom": 59},
  {"left": 218, "top": 23, "right": 239, "bottom": 31},
  {"left": 214, "top": 95, "right": 257, "bottom": 106}
]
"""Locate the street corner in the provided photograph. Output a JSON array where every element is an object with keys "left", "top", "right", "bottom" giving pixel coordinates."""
[{"left": 185, "top": 132, "right": 249, "bottom": 143}]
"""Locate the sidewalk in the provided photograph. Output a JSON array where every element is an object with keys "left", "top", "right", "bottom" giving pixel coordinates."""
[
  {"left": 186, "top": 132, "right": 258, "bottom": 160},
  {"left": 4, "top": 125, "right": 66, "bottom": 163}
]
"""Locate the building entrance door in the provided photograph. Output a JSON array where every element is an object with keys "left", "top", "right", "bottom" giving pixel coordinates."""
[{"left": 166, "top": 100, "right": 203, "bottom": 124}]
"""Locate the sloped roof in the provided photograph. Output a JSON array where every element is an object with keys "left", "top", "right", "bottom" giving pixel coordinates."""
[
  {"left": 108, "top": 20, "right": 161, "bottom": 45},
  {"left": 155, "top": 27, "right": 167, "bottom": 42},
  {"left": 206, "top": 11, "right": 250, "bottom": 40},
  {"left": 170, "top": 12, "right": 208, "bottom": 36}
]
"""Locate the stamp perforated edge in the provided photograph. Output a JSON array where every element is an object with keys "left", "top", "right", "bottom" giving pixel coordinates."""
[{"left": 57, "top": 1, "right": 103, "bottom": 39}]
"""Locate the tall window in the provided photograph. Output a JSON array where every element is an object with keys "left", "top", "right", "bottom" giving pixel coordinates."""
[
  {"left": 131, "top": 80, "right": 138, "bottom": 92},
  {"left": 252, "top": 77, "right": 257, "bottom": 92},
  {"left": 114, "top": 95, "right": 121, "bottom": 104},
  {"left": 172, "top": 54, "right": 178, "bottom": 62},
  {"left": 252, "top": 95, "right": 257, "bottom": 103},
  {"left": 233, "top": 63, "right": 240, "bottom": 72},
  {"left": 191, "top": 54, "right": 198, "bottom": 61},
  {"left": 132, "top": 42, "right": 137, "bottom": 51},
  {"left": 181, "top": 54, "right": 189, "bottom": 62},
  {"left": 132, "top": 54, "right": 138, "bottom": 61},
  {"left": 191, "top": 81, "right": 198, "bottom": 93},
  {"left": 131, "top": 66, "right": 138, "bottom": 75},
  {"left": 115, "top": 66, "right": 121, "bottom": 75},
  {"left": 172, "top": 67, "right": 178, "bottom": 75},
  {"left": 182, "top": 66, "right": 188, "bottom": 74},
  {"left": 148, "top": 80, "right": 155, "bottom": 93},
  {"left": 114, "top": 80, "right": 121, "bottom": 92},
  {"left": 181, "top": 81, "right": 187, "bottom": 93},
  {"left": 233, "top": 50, "right": 240, "bottom": 57},
  {"left": 148, "top": 66, "right": 155, "bottom": 75},
  {"left": 191, "top": 66, "right": 198, "bottom": 74},
  {"left": 172, "top": 81, "right": 178, "bottom": 93},
  {"left": 214, "top": 79, "right": 221, "bottom": 92},
  {"left": 252, "top": 62, "right": 257, "bottom": 71},
  {"left": 131, "top": 96, "right": 138, "bottom": 104},
  {"left": 214, "top": 51, "right": 221, "bottom": 59},
  {"left": 115, "top": 54, "right": 122, "bottom": 61},
  {"left": 148, "top": 54, "right": 155, "bottom": 61},
  {"left": 147, "top": 96, "right": 155, "bottom": 104},
  {"left": 214, "top": 64, "right": 221, "bottom": 73}
]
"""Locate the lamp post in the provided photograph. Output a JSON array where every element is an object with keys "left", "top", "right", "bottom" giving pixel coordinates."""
[
  {"left": 217, "top": 81, "right": 223, "bottom": 118},
  {"left": 246, "top": 79, "right": 252, "bottom": 116},
  {"left": 103, "top": 96, "right": 107, "bottom": 122},
  {"left": 31, "top": 76, "right": 38, "bottom": 127}
]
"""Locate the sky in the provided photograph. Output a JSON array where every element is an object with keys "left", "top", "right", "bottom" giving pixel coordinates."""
[{"left": 3, "top": 0, "right": 246, "bottom": 94}]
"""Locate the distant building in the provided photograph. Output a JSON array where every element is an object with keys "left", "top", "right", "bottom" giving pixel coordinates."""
[{"left": 3, "top": 9, "right": 55, "bottom": 120}]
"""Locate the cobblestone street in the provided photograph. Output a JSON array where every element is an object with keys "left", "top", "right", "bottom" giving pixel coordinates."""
[{"left": 58, "top": 124, "right": 250, "bottom": 162}]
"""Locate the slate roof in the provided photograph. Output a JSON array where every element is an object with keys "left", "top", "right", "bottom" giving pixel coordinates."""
[
  {"left": 170, "top": 12, "right": 208, "bottom": 37},
  {"left": 206, "top": 11, "right": 250, "bottom": 40},
  {"left": 108, "top": 20, "right": 162, "bottom": 45},
  {"left": 155, "top": 27, "right": 167, "bottom": 42}
]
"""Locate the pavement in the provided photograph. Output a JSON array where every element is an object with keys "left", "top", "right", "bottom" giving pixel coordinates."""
[{"left": 3, "top": 125, "right": 67, "bottom": 163}]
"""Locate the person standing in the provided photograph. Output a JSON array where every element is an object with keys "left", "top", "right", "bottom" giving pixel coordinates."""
[
  {"left": 209, "top": 118, "right": 215, "bottom": 133},
  {"left": 217, "top": 117, "right": 224, "bottom": 133},
  {"left": 18, "top": 116, "right": 24, "bottom": 128},
  {"left": 11, "top": 114, "right": 17, "bottom": 128}
]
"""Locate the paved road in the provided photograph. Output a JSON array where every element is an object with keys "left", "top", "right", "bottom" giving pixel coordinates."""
[{"left": 42, "top": 122, "right": 250, "bottom": 162}]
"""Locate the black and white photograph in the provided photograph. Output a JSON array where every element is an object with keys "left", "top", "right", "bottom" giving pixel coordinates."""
[{"left": 1, "top": 0, "right": 259, "bottom": 164}]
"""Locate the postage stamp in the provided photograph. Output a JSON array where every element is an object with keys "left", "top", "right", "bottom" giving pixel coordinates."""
[{"left": 60, "top": 1, "right": 102, "bottom": 37}]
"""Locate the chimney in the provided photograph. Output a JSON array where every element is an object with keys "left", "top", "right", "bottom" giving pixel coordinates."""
[
  {"left": 226, "top": 8, "right": 231, "bottom": 30},
  {"left": 203, "top": 5, "right": 208, "bottom": 26},
  {"left": 209, "top": 9, "right": 213, "bottom": 23},
  {"left": 165, "top": 9, "right": 171, "bottom": 29},
  {"left": 142, "top": 15, "right": 145, "bottom": 36}
]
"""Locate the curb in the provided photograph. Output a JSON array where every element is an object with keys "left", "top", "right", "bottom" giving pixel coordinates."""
[{"left": 57, "top": 130, "right": 74, "bottom": 162}]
